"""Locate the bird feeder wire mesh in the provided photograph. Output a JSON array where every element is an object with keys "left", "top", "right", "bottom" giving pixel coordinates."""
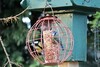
[{"left": 26, "top": 16, "right": 74, "bottom": 65}]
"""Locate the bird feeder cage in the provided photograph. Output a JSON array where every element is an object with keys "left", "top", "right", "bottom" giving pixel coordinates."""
[{"left": 26, "top": 15, "right": 74, "bottom": 65}]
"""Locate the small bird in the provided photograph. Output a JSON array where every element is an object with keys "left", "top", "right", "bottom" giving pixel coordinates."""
[
  {"left": 52, "top": 31, "right": 64, "bottom": 50},
  {"left": 31, "top": 40, "right": 43, "bottom": 55}
]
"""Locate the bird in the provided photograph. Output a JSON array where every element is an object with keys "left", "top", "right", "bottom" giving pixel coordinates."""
[
  {"left": 31, "top": 40, "right": 43, "bottom": 55},
  {"left": 52, "top": 31, "right": 64, "bottom": 50}
]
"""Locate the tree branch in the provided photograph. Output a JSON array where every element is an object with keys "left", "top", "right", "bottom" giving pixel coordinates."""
[
  {"left": 0, "top": 36, "right": 12, "bottom": 67},
  {"left": 0, "top": 7, "right": 28, "bottom": 23},
  {"left": 0, "top": 36, "right": 22, "bottom": 67}
]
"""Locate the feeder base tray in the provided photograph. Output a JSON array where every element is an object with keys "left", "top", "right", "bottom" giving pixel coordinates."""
[{"left": 44, "top": 62, "right": 59, "bottom": 66}]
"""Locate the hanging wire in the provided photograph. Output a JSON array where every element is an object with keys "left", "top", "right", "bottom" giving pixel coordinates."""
[{"left": 43, "top": 0, "right": 55, "bottom": 17}]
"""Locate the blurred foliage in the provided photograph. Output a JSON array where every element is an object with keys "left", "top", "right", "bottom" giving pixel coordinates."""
[
  {"left": 0, "top": 0, "right": 100, "bottom": 67},
  {"left": 87, "top": 12, "right": 100, "bottom": 64},
  {"left": 1, "top": 19, "right": 28, "bottom": 46},
  {"left": 91, "top": 12, "right": 100, "bottom": 28}
]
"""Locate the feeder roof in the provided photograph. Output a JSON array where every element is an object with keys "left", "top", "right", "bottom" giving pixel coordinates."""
[{"left": 20, "top": 0, "right": 100, "bottom": 13}]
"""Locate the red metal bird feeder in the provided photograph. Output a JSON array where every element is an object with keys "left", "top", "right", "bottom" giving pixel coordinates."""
[{"left": 26, "top": 15, "right": 74, "bottom": 65}]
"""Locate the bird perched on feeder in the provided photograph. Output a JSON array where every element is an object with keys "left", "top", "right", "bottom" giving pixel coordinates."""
[
  {"left": 31, "top": 40, "right": 43, "bottom": 53},
  {"left": 52, "top": 30, "right": 64, "bottom": 50},
  {"left": 31, "top": 30, "right": 43, "bottom": 55}
]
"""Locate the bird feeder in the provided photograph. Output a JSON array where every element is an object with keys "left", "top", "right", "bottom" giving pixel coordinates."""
[
  {"left": 26, "top": 15, "right": 74, "bottom": 65},
  {"left": 21, "top": 0, "right": 100, "bottom": 65}
]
